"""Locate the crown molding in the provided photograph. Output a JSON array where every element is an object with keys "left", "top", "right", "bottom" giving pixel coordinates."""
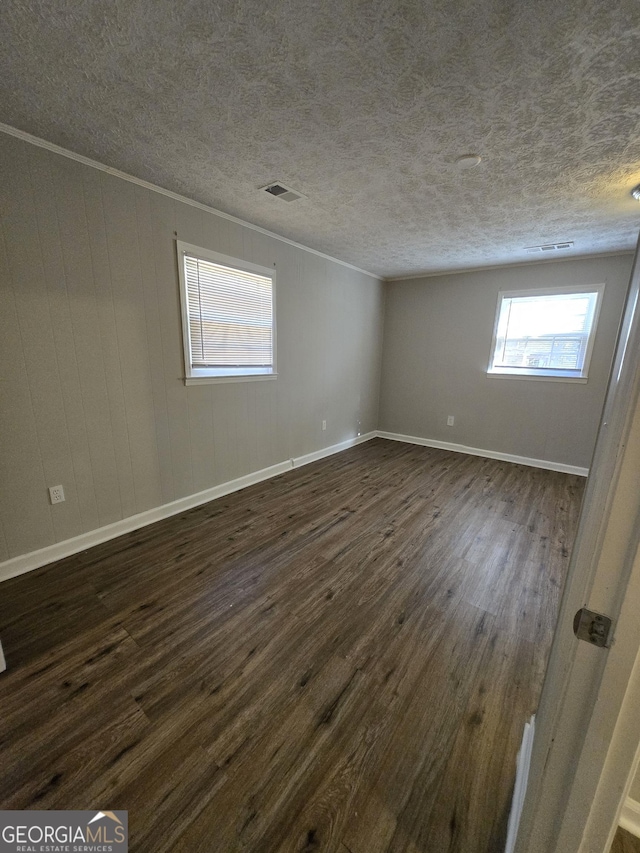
[
  {"left": 0, "top": 122, "right": 382, "bottom": 281},
  {"left": 0, "top": 123, "right": 633, "bottom": 287},
  {"left": 384, "top": 250, "right": 636, "bottom": 282}
]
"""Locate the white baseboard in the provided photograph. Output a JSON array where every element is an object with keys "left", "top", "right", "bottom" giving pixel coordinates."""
[
  {"left": 0, "top": 460, "right": 290, "bottom": 584},
  {"left": 0, "top": 433, "right": 376, "bottom": 584},
  {"left": 620, "top": 797, "right": 640, "bottom": 838},
  {"left": 0, "top": 428, "right": 584, "bottom": 584},
  {"left": 292, "top": 431, "right": 376, "bottom": 468},
  {"left": 376, "top": 431, "right": 589, "bottom": 477},
  {"left": 505, "top": 715, "right": 536, "bottom": 853}
]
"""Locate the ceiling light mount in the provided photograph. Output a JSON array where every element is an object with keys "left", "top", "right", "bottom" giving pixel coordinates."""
[{"left": 631, "top": 184, "right": 640, "bottom": 201}]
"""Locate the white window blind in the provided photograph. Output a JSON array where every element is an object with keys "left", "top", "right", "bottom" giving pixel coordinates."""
[
  {"left": 488, "top": 286, "right": 603, "bottom": 381},
  {"left": 177, "top": 242, "right": 276, "bottom": 384}
]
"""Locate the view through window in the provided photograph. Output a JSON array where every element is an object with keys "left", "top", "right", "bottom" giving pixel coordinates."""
[{"left": 488, "top": 285, "right": 604, "bottom": 380}]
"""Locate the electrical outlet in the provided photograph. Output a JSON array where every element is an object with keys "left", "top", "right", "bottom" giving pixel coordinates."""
[
  {"left": 447, "top": 415, "right": 455, "bottom": 427},
  {"left": 49, "top": 485, "right": 65, "bottom": 504},
  {"left": 322, "top": 420, "right": 327, "bottom": 431}
]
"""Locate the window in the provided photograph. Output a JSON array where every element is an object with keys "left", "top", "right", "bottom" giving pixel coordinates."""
[
  {"left": 488, "top": 284, "right": 604, "bottom": 382},
  {"left": 177, "top": 241, "right": 276, "bottom": 384}
]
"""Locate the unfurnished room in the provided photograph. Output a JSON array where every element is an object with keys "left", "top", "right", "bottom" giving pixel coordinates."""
[{"left": 1, "top": 2, "right": 640, "bottom": 853}]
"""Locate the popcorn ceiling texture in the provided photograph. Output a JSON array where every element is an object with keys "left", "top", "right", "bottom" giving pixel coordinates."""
[{"left": 1, "top": 0, "right": 639, "bottom": 277}]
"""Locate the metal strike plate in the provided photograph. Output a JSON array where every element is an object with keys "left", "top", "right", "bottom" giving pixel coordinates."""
[{"left": 573, "top": 608, "right": 612, "bottom": 648}]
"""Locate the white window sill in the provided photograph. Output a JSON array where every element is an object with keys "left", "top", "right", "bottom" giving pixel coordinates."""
[
  {"left": 487, "top": 368, "right": 588, "bottom": 384},
  {"left": 184, "top": 372, "right": 278, "bottom": 386}
]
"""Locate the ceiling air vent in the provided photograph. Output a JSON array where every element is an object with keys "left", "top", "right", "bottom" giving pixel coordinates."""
[
  {"left": 525, "top": 241, "right": 574, "bottom": 254},
  {"left": 260, "top": 182, "right": 305, "bottom": 202}
]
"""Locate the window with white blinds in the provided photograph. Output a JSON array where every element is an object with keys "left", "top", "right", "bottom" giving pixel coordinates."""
[
  {"left": 488, "top": 284, "right": 604, "bottom": 381},
  {"left": 177, "top": 242, "right": 276, "bottom": 384}
]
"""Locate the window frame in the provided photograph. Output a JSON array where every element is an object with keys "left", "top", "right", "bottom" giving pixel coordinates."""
[
  {"left": 487, "top": 283, "right": 605, "bottom": 383},
  {"left": 176, "top": 241, "right": 277, "bottom": 386}
]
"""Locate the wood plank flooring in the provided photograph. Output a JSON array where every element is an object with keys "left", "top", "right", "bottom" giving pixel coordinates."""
[{"left": 0, "top": 438, "right": 585, "bottom": 852}]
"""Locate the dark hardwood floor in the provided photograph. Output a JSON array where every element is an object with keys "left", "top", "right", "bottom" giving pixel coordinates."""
[
  {"left": 611, "top": 828, "right": 640, "bottom": 853},
  {"left": 0, "top": 438, "right": 584, "bottom": 852}
]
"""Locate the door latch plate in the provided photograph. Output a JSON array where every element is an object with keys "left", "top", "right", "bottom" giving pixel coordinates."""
[{"left": 573, "top": 608, "right": 612, "bottom": 648}]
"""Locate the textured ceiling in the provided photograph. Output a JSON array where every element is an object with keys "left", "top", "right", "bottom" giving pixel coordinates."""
[{"left": 1, "top": 0, "right": 640, "bottom": 278}]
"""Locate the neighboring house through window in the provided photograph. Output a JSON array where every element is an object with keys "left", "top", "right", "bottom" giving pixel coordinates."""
[
  {"left": 488, "top": 284, "right": 605, "bottom": 382},
  {"left": 176, "top": 241, "right": 276, "bottom": 384}
]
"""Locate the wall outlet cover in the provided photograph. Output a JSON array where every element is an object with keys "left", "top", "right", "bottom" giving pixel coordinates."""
[{"left": 49, "top": 485, "right": 65, "bottom": 504}]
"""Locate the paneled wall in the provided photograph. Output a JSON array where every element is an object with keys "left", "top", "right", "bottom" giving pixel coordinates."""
[
  {"left": 1, "top": 127, "right": 633, "bottom": 566},
  {"left": 379, "top": 256, "right": 633, "bottom": 470},
  {"left": 0, "top": 133, "right": 384, "bottom": 562}
]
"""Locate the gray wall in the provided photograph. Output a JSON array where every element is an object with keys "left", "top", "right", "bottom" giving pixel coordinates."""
[
  {"left": 1, "top": 128, "right": 633, "bottom": 565},
  {"left": 379, "top": 256, "right": 633, "bottom": 470},
  {"left": 0, "top": 133, "right": 385, "bottom": 562}
]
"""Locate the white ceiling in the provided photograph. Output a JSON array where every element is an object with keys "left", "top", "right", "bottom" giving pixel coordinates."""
[{"left": 1, "top": 0, "right": 639, "bottom": 278}]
